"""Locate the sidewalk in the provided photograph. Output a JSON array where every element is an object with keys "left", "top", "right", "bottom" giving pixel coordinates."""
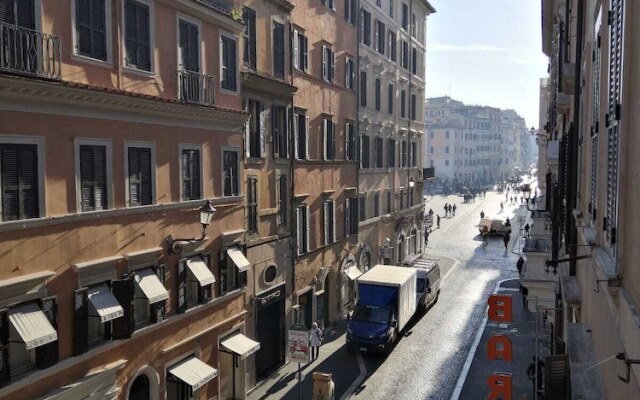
[{"left": 456, "top": 279, "right": 538, "bottom": 400}]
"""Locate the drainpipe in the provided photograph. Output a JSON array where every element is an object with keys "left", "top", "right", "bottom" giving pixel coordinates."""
[{"left": 568, "top": 0, "right": 583, "bottom": 276}]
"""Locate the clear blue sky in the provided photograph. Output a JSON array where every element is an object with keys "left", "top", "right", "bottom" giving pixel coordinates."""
[{"left": 425, "top": 0, "right": 548, "bottom": 128}]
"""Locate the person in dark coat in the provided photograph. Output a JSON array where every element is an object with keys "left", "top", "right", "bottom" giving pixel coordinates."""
[
  {"left": 452, "top": 204, "right": 457, "bottom": 216},
  {"left": 436, "top": 214, "right": 441, "bottom": 228},
  {"left": 517, "top": 256, "right": 525, "bottom": 276},
  {"left": 480, "top": 210, "right": 485, "bottom": 219},
  {"left": 524, "top": 223, "right": 531, "bottom": 238}
]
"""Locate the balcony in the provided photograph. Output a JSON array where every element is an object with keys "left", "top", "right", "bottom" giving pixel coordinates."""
[
  {"left": 0, "top": 21, "right": 61, "bottom": 80},
  {"left": 178, "top": 70, "right": 215, "bottom": 106},
  {"left": 521, "top": 238, "right": 556, "bottom": 311}
]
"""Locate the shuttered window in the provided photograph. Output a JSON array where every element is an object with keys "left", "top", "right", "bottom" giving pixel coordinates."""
[
  {"left": 296, "top": 205, "right": 309, "bottom": 255},
  {"left": 221, "top": 35, "right": 237, "bottom": 91},
  {"left": 73, "top": 288, "right": 89, "bottom": 355},
  {"left": 128, "top": 147, "right": 152, "bottom": 206},
  {"left": 323, "top": 200, "right": 335, "bottom": 245},
  {"left": 359, "top": 195, "right": 366, "bottom": 222},
  {"left": 388, "top": 138, "right": 396, "bottom": 167},
  {"left": 346, "top": 122, "right": 356, "bottom": 161},
  {"left": 272, "top": 22, "right": 285, "bottom": 79},
  {"left": 1, "top": 144, "right": 39, "bottom": 221},
  {"left": 323, "top": 118, "right": 336, "bottom": 160},
  {"left": 294, "top": 112, "right": 308, "bottom": 160},
  {"left": 75, "top": 0, "right": 107, "bottom": 61},
  {"left": 247, "top": 99, "right": 262, "bottom": 158},
  {"left": 360, "top": 10, "right": 371, "bottom": 46},
  {"left": 35, "top": 297, "right": 58, "bottom": 369},
  {"left": 0, "top": 0, "right": 35, "bottom": 28},
  {"left": 375, "top": 78, "right": 381, "bottom": 111},
  {"left": 605, "top": 0, "right": 624, "bottom": 245},
  {"left": 112, "top": 277, "right": 135, "bottom": 340},
  {"left": 223, "top": 150, "right": 239, "bottom": 197},
  {"left": 272, "top": 106, "right": 288, "bottom": 159},
  {"left": 590, "top": 8, "right": 602, "bottom": 221},
  {"left": 242, "top": 7, "right": 256, "bottom": 70},
  {"left": 293, "top": 30, "right": 308, "bottom": 72},
  {"left": 247, "top": 176, "right": 257, "bottom": 232},
  {"left": 361, "top": 135, "right": 370, "bottom": 169},
  {"left": 346, "top": 197, "right": 358, "bottom": 235},
  {"left": 79, "top": 144, "right": 108, "bottom": 212},
  {"left": 124, "top": 0, "right": 150, "bottom": 71},
  {"left": 277, "top": 175, "right": 287, "bottom": 225},
  {"left": 375, "top": 136, "right": 384, "bottom": 168},
  {"left": 181, "top": 148, "right": 201, "bottom": 201},
  {"left": 360, "top": 71, "right": 367, "bottom": 107},
  {"left": 178, "top": 19, "right": 199, "bottom": 72},
  {"left": 400, "top": 89, "right": 406, "bottom": 117},
  {"left": 388, "top": 83, "right": 394, "bottom": 114},
  {"left": 373, "top": 192, "right": 380, "bottom": 217}
]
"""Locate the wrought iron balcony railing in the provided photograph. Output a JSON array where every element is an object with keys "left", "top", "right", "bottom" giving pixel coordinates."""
[
  {"left": 0, "top": 21, "right": 61, "bottom": 80},
  {"left": 178, "top": 70, "right": 215, "bottom": 106}
]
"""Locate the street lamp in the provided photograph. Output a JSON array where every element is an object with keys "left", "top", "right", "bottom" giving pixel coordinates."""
[
  {"left": 395, "top": 177, "right": 416, "bottom": 199},
  {"left": 166, "top": 200, "right": 217, "bottom": 253},
  {"left": 408, "top": 177, "right": 415, "bottom": 188}
]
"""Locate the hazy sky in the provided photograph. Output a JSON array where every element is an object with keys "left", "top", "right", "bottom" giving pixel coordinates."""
[{"left": 425, "top": 0, "right": 548, "bottom": 128}]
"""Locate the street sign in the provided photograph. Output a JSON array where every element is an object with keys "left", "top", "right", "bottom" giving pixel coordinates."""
[{"left": 288, "top": 324, "right": 309, "bottom": 364}]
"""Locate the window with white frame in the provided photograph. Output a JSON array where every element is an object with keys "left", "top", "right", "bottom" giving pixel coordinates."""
[
  {"left": 0, "top": 139, "right": 43, "bottom": 221},
  {"left": 178, "top": 18, "right": 199, "bottom": 72},
  {"left": 345, "top": 57, "right": 355, "bottom": 89},
  {"left": 247, "top": 176, "right": 257, "bottom": 232},
  {"left": 77, "top": 140, "right": 112, "bottom": 211},
  {"left": 361, "top": 9, "right": 371, "bottom": 46},
  {"left": 375, "top": 20, "right": 385, "bottom": 55},
  {"left": 346, "top": 122, "right": 356, "bottom": 161},
  {"left": 242, "top": 7, "right": 256, "bottom": 69},
  {"left": 373, "top": 192, "right": 380, "bottom": 217},
  {"left": 323, "top": 199, "right": 335, "bottom": 245},
  {"left": 223, "top": 149, "right": 240, "bottom": 196},
  {"left": 75, "top": 0, "right": 110, "bottom": 61},
  {"left": 401, "top": 3, "right": 408, "bottom": 30},
  {"left": 272, "top": 21, "right": 285, "bottom": 79},
  {"left": 322, "top": 45, "right": 335, "bottom": 82},
  {"left": 277, "top": 174, "right": 287, "bottom": 225},
  {"left": 294, "top": 111, "right": 308, "bottom": 160},
  {"left": 246, "top": 99, "right": 264, "bottom": 158},
  {"left": 345, "top": 0, "right": 357, "bottom": 24},
  {"left": 272, "top": 105, "right": 289, "bottom": 158},
  {"left": 124, "top": 0, "right": 152, "bottom": 71},
  {"left": 180, "top": 145, "right": 201, "bottom": 201},
  {"left": 126, "top": 144, "right": 154, "bottom": 206},
  {"left": 388, "top": 31, "right": 396, "bottom": 61},
  {"left": 296, "top": 205, "right": 309, "bottom": 255},
  {"left": 293, "top": 29, "right": 308, "bottom": 71},
  {"left": 323, "top": 117, "right": 336, "bottom": 160},
  {"left": 221, "top": 34, "right": 237, "bottom": 91}
]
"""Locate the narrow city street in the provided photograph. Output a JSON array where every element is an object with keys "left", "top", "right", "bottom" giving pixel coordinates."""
[{"left": 351, "top": 188, "right": 527, "bottom": 400}]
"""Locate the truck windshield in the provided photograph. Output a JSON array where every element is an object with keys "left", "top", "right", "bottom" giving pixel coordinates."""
[
  {"left": 416, "top": 278, "right": 426, "bottom": 293},
  {"left": 352, "top": 304, "right": 391, "bottom": 325}
]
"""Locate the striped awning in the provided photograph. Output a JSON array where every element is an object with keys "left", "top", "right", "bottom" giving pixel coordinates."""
[
  {"left": 8, "top": 303, "right": 57, "bottom": 350},
  {"left": 135, "top": 268, "right": 169, "bottom": 304},
  {"left": 227, "top": 248, "right": 250, "bottom": 272},
  {"left": 187, "top": 257, "right": 216, "bottom": 286},
  {"left": 88, "top": 283, "right": 124, "bottom": 323},
  {"left": 220, "top": 332, "right": 260, "bottom": 360},
  {"left": 168, "top": 356, "right": 218, "bottom": 391}
]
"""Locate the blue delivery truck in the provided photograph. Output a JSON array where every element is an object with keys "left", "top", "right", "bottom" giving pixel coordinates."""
[{"left": 346, "top": 265, "right": 417, "bottom": 354}]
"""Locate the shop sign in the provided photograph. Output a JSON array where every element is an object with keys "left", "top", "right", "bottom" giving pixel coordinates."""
[
  {"left": 288, "top": 323, "right": 309, "bottom": 364},
  {"left": 486, "top": 294, "right": 513, "bottom": 400},
  {"left": 258, "top": 285, "right": 284, "bottom": 307}
]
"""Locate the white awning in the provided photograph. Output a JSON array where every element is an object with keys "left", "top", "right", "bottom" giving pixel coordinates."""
[
  {"left": 220, "top": 332, "right": 260, "bottom": 360},
  {"left": 345, "top": 266, "right": 363, "bottom": 280},
  {"left": 227, "top": 248, "right": 250, "bottom": 272},
  {"left": 168, "top": 356, "right": 218, "bottom": 391},
  {"left": 88, "top": 283, "right": 124, "bottom": 323},
  {"left": 134, "top": 268, "right": 169, "bottom": 304},
  {"left": 187, "top": 257, "right": 216, "bottom": 286},
  {"left": 8, "top": 303, "right": 57, "bottom": 350}
]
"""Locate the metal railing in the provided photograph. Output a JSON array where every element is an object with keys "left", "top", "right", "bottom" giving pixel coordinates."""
[
  {"left": 0, "top": 21, "right": 61, "bottom": 80},
  {"left": 177, "top": 69, "right": 215, "bottom": 106}
]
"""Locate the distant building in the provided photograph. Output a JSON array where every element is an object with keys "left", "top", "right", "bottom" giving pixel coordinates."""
[{"left": 424, "top": 97, "right": 530, "bottom": 189}]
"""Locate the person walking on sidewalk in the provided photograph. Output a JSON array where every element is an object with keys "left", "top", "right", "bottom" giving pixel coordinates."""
[
  {"left": 309, "top": 322, "right": 323, "bottom": 361},
  {"left": 517, "top": 256, "right": 525, "bottom": 277},
  {"left": 524, "top": 223, "right": 531, "bottom": 238},
  {"left": 444, "top": 203, "right": 449, "bottom": 217},
  {"left": 436, "top": 214, "right": 441, "bottom": 228},
  {"left": 424, "top": 229, "right": 429, "bottom": 246},
  {"left": 480, "top": 210, "right": 485, "bottom": 219},
  {"left": 452, "top": 204, "right": 457, "bottom": 216},
  {"left": 503, "top": 232, "right": 510, "bottom": 251}
]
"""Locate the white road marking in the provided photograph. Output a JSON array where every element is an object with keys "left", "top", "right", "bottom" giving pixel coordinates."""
[{"left": 341, "top": 351, "right": 366, "bottom": 400}]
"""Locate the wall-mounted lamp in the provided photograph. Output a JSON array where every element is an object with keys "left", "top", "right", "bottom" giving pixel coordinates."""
[
  {"left": 616, "top": 352, "right": 640, "bottom": 383},
  {"left": 395, "top": 178, "right": 416, "bottom": 199},
  {"left": 166, "top": 200, "right": 216, "bottom": 254}
]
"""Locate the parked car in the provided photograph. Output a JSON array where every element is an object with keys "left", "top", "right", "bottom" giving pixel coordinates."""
[{"left": 477, "top": 218, "right": 511, "bottom": 236}]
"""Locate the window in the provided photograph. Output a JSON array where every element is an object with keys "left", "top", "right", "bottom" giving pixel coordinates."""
[
  {"left": 389, "top": 0, "right": 394, "bottom": 17},
  {"left": 219, "top": 247, "right": 247, "bottom": 295},
  {"left": 430, "top": 131, "right": 434, "bottom": 139},
  {"left": 358, "top": 195, "right": 366, "bottom": 222},
  {"left": 346, "top": 197, "right": 358, "bottom": 235},
  {"left": 375, "top": 78, "right": 381, "bottom": 111},
  {"left": 411, "top": 94, "right": 417, "bottom": 120},
  {"left": 79, "top": 143, "right": 109, "bottom": 211},
  {"left": 294, "top": 111, "right": 308, "bottom": 159},
  {"left": 277, "top": 175, "right": 287, "bottom": 225},
  {"left": 246, "top": 99, "right": 263, "bottom": 158},
  {"left": 273, "top": 22, "right": 285, "bottom": 79},
  {"left": 131, "top": 265, "right": 168, "bottom": 328},
  {"left": 247, "top": 176, "right": 257, "bottom": 232},
  {"left": 124, "top": 0, "right": 151, "bottom": 71},
  {"left": 293, "top": 29, "right": 308, "bottom": 71},
  {"left": 386, "top": 189, "right": 392, "bottom": 214},
  {"left": 388, "top": 83, "right": 394, "bottom": 114},
  {"left": 323, "top": 0, "right": 336, "bottom": 10},
  {"left": 373, "top": 192, "right": 380, "bottom": 217},
  {"left": 1, "top": 298, "right": 59, "bottom": 382},
  {"left": 181, "top": 146, "right": 201, "bottom": 201},
  {"left": 375, "top": 20, "right": 385, "bottom": 55},
  {"left": 445, "top": 146, "right": 449, "bottom": 153},
  {"left": 346, "top": 122, "right": 356, "bottom": 161},
  {"left": 361, "top": 135, "right": 370, "bottom": 168},
  {"left": 345, "top": 0, "right": 357, "bottom": 24},
  {"left": 401, "top": 140, "right": 407, "bottom": 167},
  {"left": 388, "top": 31, "right": 396, "bottom": 61},
  {"left": 296, "top": 205, "right": 309, "bottom": 255},
  {"left": 445, "top": 160, "right": 449, "bottom": 166},
  {"left": 401, "top": 3, "right": 408, "bottom": 30},
  {"left": 0, "top": 143, "right": 40, "bottom": 221},
  {"left": 400, "top": 89, "right": 406, "bottom": 117},
  {"left": 411, "top": 142, "right": 417, "bottom": 167},
  {"left": 221, "top": 35, "right": 237, "bottom": 91},
  {"left": 445, "top": 131, "right": 449, "bottom": 138},
  {"left": 412, "top": 47, "right": 417, "bottom": 74},
  {"left": 322, "top": 45, "right": 335, "bottom": 81},
  {"left": 178, "top": 19, "right": 198, "bottom": 72},
  {"left": 345, "top": 57, "right": 355, "bottom": 89},
  {"left": 242, "top": 8, "right": 256, "bottom": 69},
  {"left": 401, "top": 40, "right": 409, "bottom": 69},
  {"left": 375, "top": 136, "right": 384, "bottom": 168},
  {"left": 398, "top": 189, "right": 404, "bottom": 209},
  {"left": 223, "top": 149, "right": 239, "bottom": 196},
  {"left": 129, "top": 374, "right": 150, "bottom": 400},
  {"left": 323, "top": 200, "right": 335, "bottom": 245},
  {"left": 360, "top": 71, "right": 367, "bottom": 107},
  {"left": 323, "top": 118, "right": 336, "bottom": 160},
  {"left": 387, "top": 138, "right": 396, "bottom": 167},
  {"left": 127, "top": 145, "right": 153, "bottom": 206},
  {"left": 411, "top": 13, "right": 416, "bottom": 37},
  {"left": 361, "top": 9, "right": 371, "bottom": 46},
  {"left": 590, "top": 8, "right": 602, "bottom": 219},
  {"left": 272, "top": 105, "right": 288, "bottom": 158},
  {"left": 376, "top": 0, "right": 381, "bottom": 7},
  {"left": 75, "top": 0, "right": 109, "bottom": 61}
]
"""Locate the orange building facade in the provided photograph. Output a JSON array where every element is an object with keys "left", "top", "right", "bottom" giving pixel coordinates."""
[{"left": 0, "top": 1, "right": 256, "bottom": 399}]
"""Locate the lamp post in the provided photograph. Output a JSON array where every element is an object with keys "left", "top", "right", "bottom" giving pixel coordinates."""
[{"left": 166, "top": 200, "right": 217, "bottom": 253}]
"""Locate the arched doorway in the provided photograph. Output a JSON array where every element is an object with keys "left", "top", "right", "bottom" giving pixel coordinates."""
[{"left": 129, "top": 374, "right": 150, "bottom": 400}]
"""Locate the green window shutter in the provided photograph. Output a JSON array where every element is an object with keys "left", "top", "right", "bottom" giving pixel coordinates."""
[
  {"left": 35, "top": 297, "right": 58, "bottom": 368},
  {"left": 73, "top": 288, "right": 89, "bottom": 356},
  {"left": 112, "top": 276, "right": 135, "bottom": 340}
]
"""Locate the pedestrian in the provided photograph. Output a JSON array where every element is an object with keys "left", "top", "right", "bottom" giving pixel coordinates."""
[
  {"left": 499, "top": 202, "right": 504, "bottom": 213},
  {"left": 436, "top": 214, "right": 441, "bottom": 228},
  {"left": 428, "top": 208, "right": 434, "bottom": 216},
  {"left": 510, "top": 196, "right": 513, "bottom": 204},
  {"left": 424, "top": 229, "right": 429, "bottom": 246},
  {"left": 517, "top": 256, "right": 525, "bottom": 276},
  {"left": 505, "top": 217, "right": 511, "bottom": 227},
  {"left": 503, "top": 233, "right": 510, "bottom": 250},
  {"left": 482, "top": 226, "right": 489, "bottom": 246},
  {"left": 447, "top": 204, "right": 452, "bottom": 216},
  {"left": 452, "top": 204, "right": 457, "bottom": 216},
  {"left": 444, "top": 203, "right": 448, "bottom": 217},
  {"left": 520, "top": 196, "right": 524, "bottom": 205},
  {"left": 480, "top": 210, "right": 485, "bottom": 219},
  {"left": 524, "top": 223, "right": 530, "bottom": 238},
  {"left": 309, "top": 322, "right": 323, "bottom": 361}
]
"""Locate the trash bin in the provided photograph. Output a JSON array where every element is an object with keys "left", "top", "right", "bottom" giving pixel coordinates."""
[{"left": 312, "top": 372, "right": 335, "bottom": 400}]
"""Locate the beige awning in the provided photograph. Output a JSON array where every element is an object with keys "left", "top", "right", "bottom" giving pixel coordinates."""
[
  {"left": 8, "top": 303, "right": 57, "bottom": 350},
  {"left": 187, "top": 257, "right": 216, "bottom": 286},
  {"left": 220, "top": 332, "right": 260, "bottom": 360},
  {"left": 345, "top": 266, "right": 363, "bottom": 280},
  {"left": 88, "top": 283, "right": 124, "bottom": 323},
  {"left": 227, "top": 248, "right": 250, "bottom": 272},
  {"left": 135, "top": 268, "right": 169, "bottom": 304},
  {"left": 168, "top": 356, "right": 218, "bottom": 391}
]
